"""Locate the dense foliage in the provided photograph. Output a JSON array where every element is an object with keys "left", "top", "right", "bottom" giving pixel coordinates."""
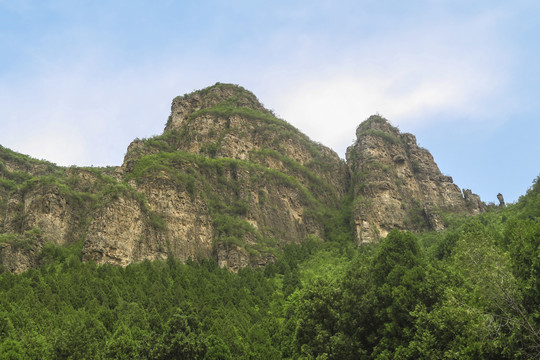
[
  {"left": 282, "top": 177, "right": 540, "bottom": 359},
  {"left": 0, "top": 238, "right": 327, "bottom": 359}
]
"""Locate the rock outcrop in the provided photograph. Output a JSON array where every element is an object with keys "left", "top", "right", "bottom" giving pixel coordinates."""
[
  {"left": 463, "top": 189, "right": 487, "bottom": 214},
  {"left": 84, "top": 84, "right": 344, "bottom": 270},
  {"left": 124, "top": 84, "right": 349, "bottom": 199},
  {"left": 497, "top": 193, "right": 506, "bottom": 207},
  {"left": 346, "top": 115, "right": 484, "bottom": 244},
  {"left": 0, "top": 84, "right": 486, "bottom": 272}
]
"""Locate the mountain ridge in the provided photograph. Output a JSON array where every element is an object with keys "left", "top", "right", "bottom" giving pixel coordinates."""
[{"left": 0, "top": 83, "right": 484, "bottom": 273}]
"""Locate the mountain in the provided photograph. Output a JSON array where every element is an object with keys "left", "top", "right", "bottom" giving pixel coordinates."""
[
  {"left": 347, "top": 115, "right": 485, "bottom": 243},
  {"left": 0, "top": 83, "right": 483, "bottom": 273},
  {"left": 2, "top": 83, "right": 540, "bottom": 359}
]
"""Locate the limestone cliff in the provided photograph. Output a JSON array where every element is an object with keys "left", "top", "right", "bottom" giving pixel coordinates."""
[
  {"left": 97, "top": 83, "right": 348, "bottom": 270},
  {"left": 346, "top": 115, "right": 485, "bottom": 243},
  {"left": 0, "top": 84, "right": 486, "bottom": 273},
  {"left": 124, "top": 83, "right": 349, "bottom": 199},
  {"left": 0, "top": 162, "right": 120, "bottom": 272}
]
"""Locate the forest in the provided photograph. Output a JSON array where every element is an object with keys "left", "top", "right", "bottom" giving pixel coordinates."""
[{"left": 0, "top": 174, "right": 539, "bottom": 359}]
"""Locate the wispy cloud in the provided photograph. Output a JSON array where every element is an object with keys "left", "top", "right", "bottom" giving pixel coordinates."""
[
  {"left": 0, "top": 1, "right": 519, "bottom": 168},
  {"left": 0, "top": 58, "right": 172, "bottom": 166},
  {"left": 266, "top": 9, "right": 510, "bottom": 157}
]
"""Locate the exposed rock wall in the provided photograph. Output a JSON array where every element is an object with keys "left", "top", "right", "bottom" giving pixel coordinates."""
[
  {"left": 0, "top": 167, "right": 112, "bottom": 272},
  {"left": 497, "top": 192, "right": 506, "bottom": 207},
  {"left": 1, "top": 185, "right": 82, "bottom": 246},
  {"left": 0, "top": 242, "right": 41, "bottom": 273},
  {"left": 124, "top": 84, "right": 349, "bottom": 200},
  {"left": 83, "top": 157, "right": 325, "bottom": 270},
  {"left": 346, "top": 115, "right": 484, "bottom": 244},
  {"left": 82, "top": 196, "right": 149, "bottom": 266}
]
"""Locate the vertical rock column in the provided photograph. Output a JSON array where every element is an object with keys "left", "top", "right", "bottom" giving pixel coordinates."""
[{"left": 347, "top": 115, "right": 485, "bottom": 244}]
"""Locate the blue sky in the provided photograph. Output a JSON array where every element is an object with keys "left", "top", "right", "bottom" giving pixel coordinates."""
[{"left": 0, "top": 0, "right": 539, "bottom": 203}]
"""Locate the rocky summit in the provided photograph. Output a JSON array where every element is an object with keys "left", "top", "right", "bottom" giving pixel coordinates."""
[
  {"left": 0, "top": 83, "right": 484, "bottom": 273},
  {"left": 346, "top": 116, "right": 485, "bottom": 243}
]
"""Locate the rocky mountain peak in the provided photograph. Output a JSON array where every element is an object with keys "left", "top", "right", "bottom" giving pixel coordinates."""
[
  {"left": 347, "top": 114, "right": 485, "bottom": 243},
  {"left": 164, "top": 83, "right": 271, "bottom": 132},
  {"left": 355, "top": 114, "right": 400, "bottom": 137}
]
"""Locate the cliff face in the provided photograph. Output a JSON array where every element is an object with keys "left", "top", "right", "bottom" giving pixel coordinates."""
[
  {"left": 124, "top": 84, "right": 349, "bottom": 198},
  {"left": 83, "top": 155, "right": 326, "bottom": 271},
  {"left": 86, "top": 83, "right": 347, "bottom": 271},
  {"left": 0, "top": 84, "right": 485, "bottom": 273},
  {"left": 0, "top": 163, "right": 118, "bottom": 272},
  {"left": 346, "top": 115, "right": 485, "bottom": 243}
]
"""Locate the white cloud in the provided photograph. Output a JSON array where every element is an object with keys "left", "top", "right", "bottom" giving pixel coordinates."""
[
  {"left": 15, "top": 128, "right": 87, "bottom": 166},
  {"left": 266, "top": 10, "right": 510, "bottom": 157},
  {"left": 0, "top": 2, "right": 513, "bottom": 165},
  {"left": 0, "top": 57, "right": 194, "bottom": 166}
]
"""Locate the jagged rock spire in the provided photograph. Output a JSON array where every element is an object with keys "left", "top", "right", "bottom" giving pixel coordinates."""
[{"left": 346, "top": 115, "right": 485, "bottom": 243}]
